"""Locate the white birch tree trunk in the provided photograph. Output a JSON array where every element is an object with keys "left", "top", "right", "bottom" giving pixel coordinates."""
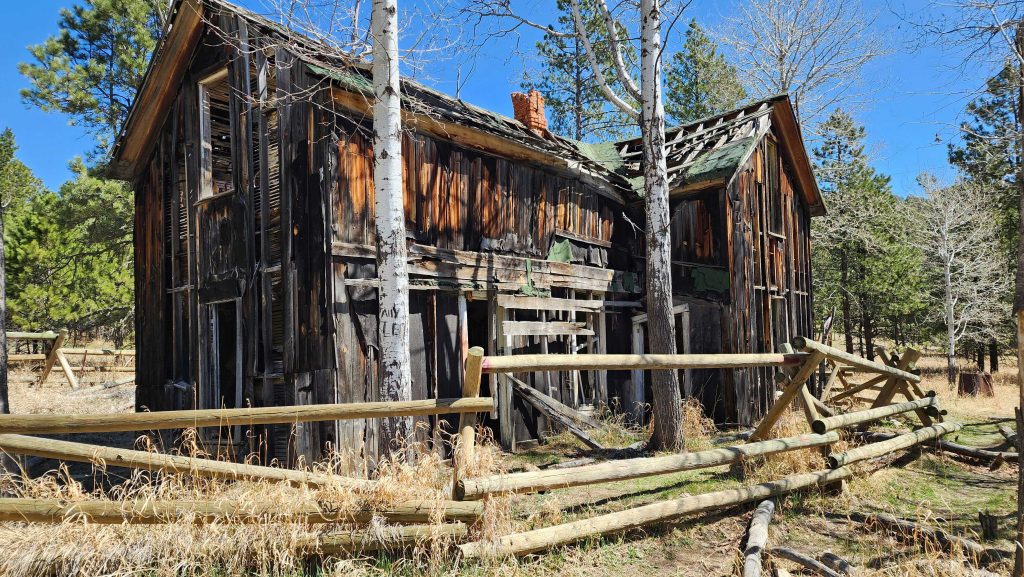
[
  {"left": 371, "top": 0, "right": 413, "bottom": 456},
  {"left": 640, "top": 0, "right": 683, "bottom": 451},
  {"left": 944, "top": 254, "right": 955, "bottom": 386}
]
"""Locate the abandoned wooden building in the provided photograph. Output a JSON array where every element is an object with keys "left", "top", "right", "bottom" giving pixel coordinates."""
[{"left": 110, "top": 0, "right": 824, "bottom": 466}]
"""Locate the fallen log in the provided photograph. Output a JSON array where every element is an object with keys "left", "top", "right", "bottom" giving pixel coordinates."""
[
  {"left": 828, "top": 423, "right": 962, "bottom": 468},
  {"left": 859, "top": 432, "right": 1019, "bottom": 464},
  {"left": 846, "top": 511, "right": 1010, "bottom": 564},
  {"left": 0, "top": 497, "right": 481, "bottom": 524},
  {"left": 770, "top": 547, "right": 843, "bottom": 577},
  {"left": 811, "top": 398, "right": 938, "bottom": 434},
  {"left": 0, "top": 397, "right": 494, "bottom": 435},
  {"left": 299, "top": 523, "right": 468, "bottom": 555},
  {"left": 458, "top": 467, "right": 854, "bottom": 558},
  {"left": 456, "top": 431, "right": 841, "bottom": 500},
  {"left": 0, "top": 433, "right": 370, "bottom": 489},
  {"left": 742, "top": 499, "right": 776, "bottom": 577},
  {"left": 818, "top": 551, "right": 856, "bottom": 575}
]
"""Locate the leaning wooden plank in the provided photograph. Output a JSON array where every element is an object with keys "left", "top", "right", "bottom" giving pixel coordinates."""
[
  {"left": 847, "top": 511, "right": 1009, "bottom": 564},
  {"left": 828, "top": 423, "right": 961, "bottom": 468},
  {"left": 458, "top": 467, "right": 853, "bottom": 558},
  {"left": 0, "top": 434, "right": 370, "bottom": 489},
  {"left": 300, "top": 523, "right": 468, "bottom": 555},
  {"left": 791, "top": 337, "right": 920, "bottom": 383},
  {"left": 742, "top": 499, "right": 775, "bottom": 577},
  {"left": 481, "top": 353, "right": 808, "bottom": 373},
  {"left": 769, "top": 547, "right": 843, "bottom": 577},
  {"left": 749, "top": 351, "right": 826, "bottom": 441},
  {"left": 505, "top": 374, "right": 602, "bottom": 429},
  {"left": 36, "top": 329, "right": 67, "bottom": 386},
  {"left": 0, "top": 497, "right": 481, "bottom": 524},
  {"left": 0, "top": 397, "right": 494, "bottom": 435},
  {"left": 456, "top": 431, "right": 840, "bottom": 500},
  {"left": 811, "top": 397, "right": 939, "bottom": 434},
  {"left": 55, "top": 350, "right": 80, "bottom": 389},
  {"left": 501, "top": 321, "right": 594, "bottom": 337},
  {"left": 511, "top": 378, "right": 604, "bottom": 450}
]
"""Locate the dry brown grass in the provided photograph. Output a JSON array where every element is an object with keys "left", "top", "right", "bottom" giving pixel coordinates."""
[{"left": 0, "top": 431, "right": 501, "bottom": 577}]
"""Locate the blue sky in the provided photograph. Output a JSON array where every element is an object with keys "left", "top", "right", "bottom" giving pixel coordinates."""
[{"left": 0, "top": 0, "right": 998, "bottom": 197}]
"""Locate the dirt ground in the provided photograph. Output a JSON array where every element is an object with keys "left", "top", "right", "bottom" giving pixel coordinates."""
[{"left": 4, "top": 348, "right": 1020, "bottom": 576}]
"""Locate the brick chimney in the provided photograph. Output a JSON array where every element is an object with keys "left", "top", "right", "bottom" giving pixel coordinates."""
[{"left": 511, "top": 90, "right": 549, "bottom": 137}]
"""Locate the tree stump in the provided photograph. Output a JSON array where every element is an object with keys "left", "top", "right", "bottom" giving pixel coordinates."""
[
  {"left": 957, "top": 372, "right": 994, "bottom": 397},
  {"left": 979, "top": 511, "right": 999, "bottom": 540}
]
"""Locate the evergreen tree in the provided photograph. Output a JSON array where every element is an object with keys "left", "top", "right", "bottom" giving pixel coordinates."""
[
  {"left": 0, "top": 128, "right": 46, "bottom": 419},
  {"left": 18, "top": 0, "right": 165, "bottom": 159},
  {"left": 520, "top": 0, "right": 635, "bottom": 141},
  {"left": 664, "top": 19, "right": 747, "bottom": 125},
  {"left": 812, "top": 110, "right": 926, "bottom": 355},
  {"left": 6, "top": 161, "right": 133, "bottom": 344},
  {"left": 949, "top": 62, "right": 1020, "bottom": 271}
]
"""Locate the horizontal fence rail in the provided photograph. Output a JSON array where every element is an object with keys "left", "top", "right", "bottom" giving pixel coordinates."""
[
  {"left": 792, "top": 337, "right": 920, "bottom": 383},
  {"left": 481, "top": 353, "right": 810, "bottom": 373},
  {"left": 0, "top": 497, "right": 481, "bottom": 525},
  {"left": 0, "top": 433, "right": 368, "bottom": 488},
  {"left": 0, "top": 397, "right": 495, "bottom": 435}
]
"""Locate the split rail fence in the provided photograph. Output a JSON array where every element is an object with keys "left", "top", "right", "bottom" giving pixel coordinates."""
[
  {"left": 0, "top": 336, "right": 991, "bottom": 565},
  {"left": 6, "top": 330, "right": 135, "bottom": 389}
]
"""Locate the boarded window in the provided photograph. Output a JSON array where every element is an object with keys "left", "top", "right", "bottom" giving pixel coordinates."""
[{"left": 199, "top": 69, "right": 234, "bottom": 198}]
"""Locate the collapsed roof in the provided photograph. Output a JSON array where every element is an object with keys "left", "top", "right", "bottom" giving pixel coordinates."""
[{"left": 110, "top": 0, "right": 823, "bottom": 215}]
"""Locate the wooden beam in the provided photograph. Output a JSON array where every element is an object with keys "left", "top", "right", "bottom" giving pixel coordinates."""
[
  {"left": 55, "top": 351, "right": 80, "bottom": 389},
  {"left": 458, "top": 467, "right": 854, "bottom": 558},
  {"left": 0, "top": 497, "right": 481, "bottom": 525},
  {"left": 748, "top": 351, "right": 826, "bottom": 441},
  {"left": 792, "top": 337, "right": 920, "bottom": 383},
  {"left": 507, "top": 375, "right": 604, "bottom": 450},
  {"left": 37, "top": 329, "right": 67, "bottom": 386},
  {"left": 502, "top": 321, "right": 595, "bottom": 337},
  {"left": 0, "top": 433, "right": 368, "bottom": 489},
  {"left": 481, "top": 353, "right": 808, "bottom": 373},
  {"left": 298, "top": 523, "right": 468, "bottom": 556},
  {"left": 0, "top": 398, "right": 495, "bottom": 435},
  {"left": 827, "top": 422, "right": 961, "bottom": 468},
  {"left": 812, "top": 397, "right": 939, "bottom": 434},
  {"left": 495, "top": 295, "right": 607, "bottom": 312},
  {"left": 455, "top": 431, "right": 840, "bottom": 500}
]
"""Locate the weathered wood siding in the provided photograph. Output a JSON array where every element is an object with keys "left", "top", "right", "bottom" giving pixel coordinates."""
[{"left": 724, "top": 136, "right": 814, "bottom": 425}]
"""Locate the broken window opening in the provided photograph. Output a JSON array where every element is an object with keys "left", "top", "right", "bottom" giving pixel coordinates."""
[{"left": 199, "top": 68, "right": 234, "bottom": 198}]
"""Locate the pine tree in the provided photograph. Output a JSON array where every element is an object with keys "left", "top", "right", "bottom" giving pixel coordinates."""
[
  {"left": 812, "top": 111, "right": 926, "bottom": 355},
  {"left": 521, "top": 0, "right": 635, "bottom": 141},
  {"left": 18, "top": 0, "right": 165, "bottom": 159},
  {"left": 949, "top": 62, "right": 1021, "bottom": 270},
  {"left": 664, "top": 19, "right": 746, "bottom": 125},
  {"left": 0, "top": 129, "right": 45, "bottom": 420}
]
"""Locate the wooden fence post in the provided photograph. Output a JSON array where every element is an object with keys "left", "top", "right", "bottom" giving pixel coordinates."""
[
  {"left": 453, "top": 346, "right": 484, "bottom": 499},
  {"left": 749, "top": 350, "right": 826, "bottom": 442},
  {"left": 36, "top": 330, "right": 66, "bottom": 386}
]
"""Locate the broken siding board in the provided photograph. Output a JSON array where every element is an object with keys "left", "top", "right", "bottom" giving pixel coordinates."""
[
  {"left": 502, "top": 321, "right": 595, "bottom": 337},
  {"left": 495, "top": 295, "right": 608, "bottom": 312}
]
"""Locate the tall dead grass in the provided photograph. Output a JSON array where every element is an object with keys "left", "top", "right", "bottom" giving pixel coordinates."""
[{"left": 0, "top": 430, "right": 500, "bottom": 577}]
